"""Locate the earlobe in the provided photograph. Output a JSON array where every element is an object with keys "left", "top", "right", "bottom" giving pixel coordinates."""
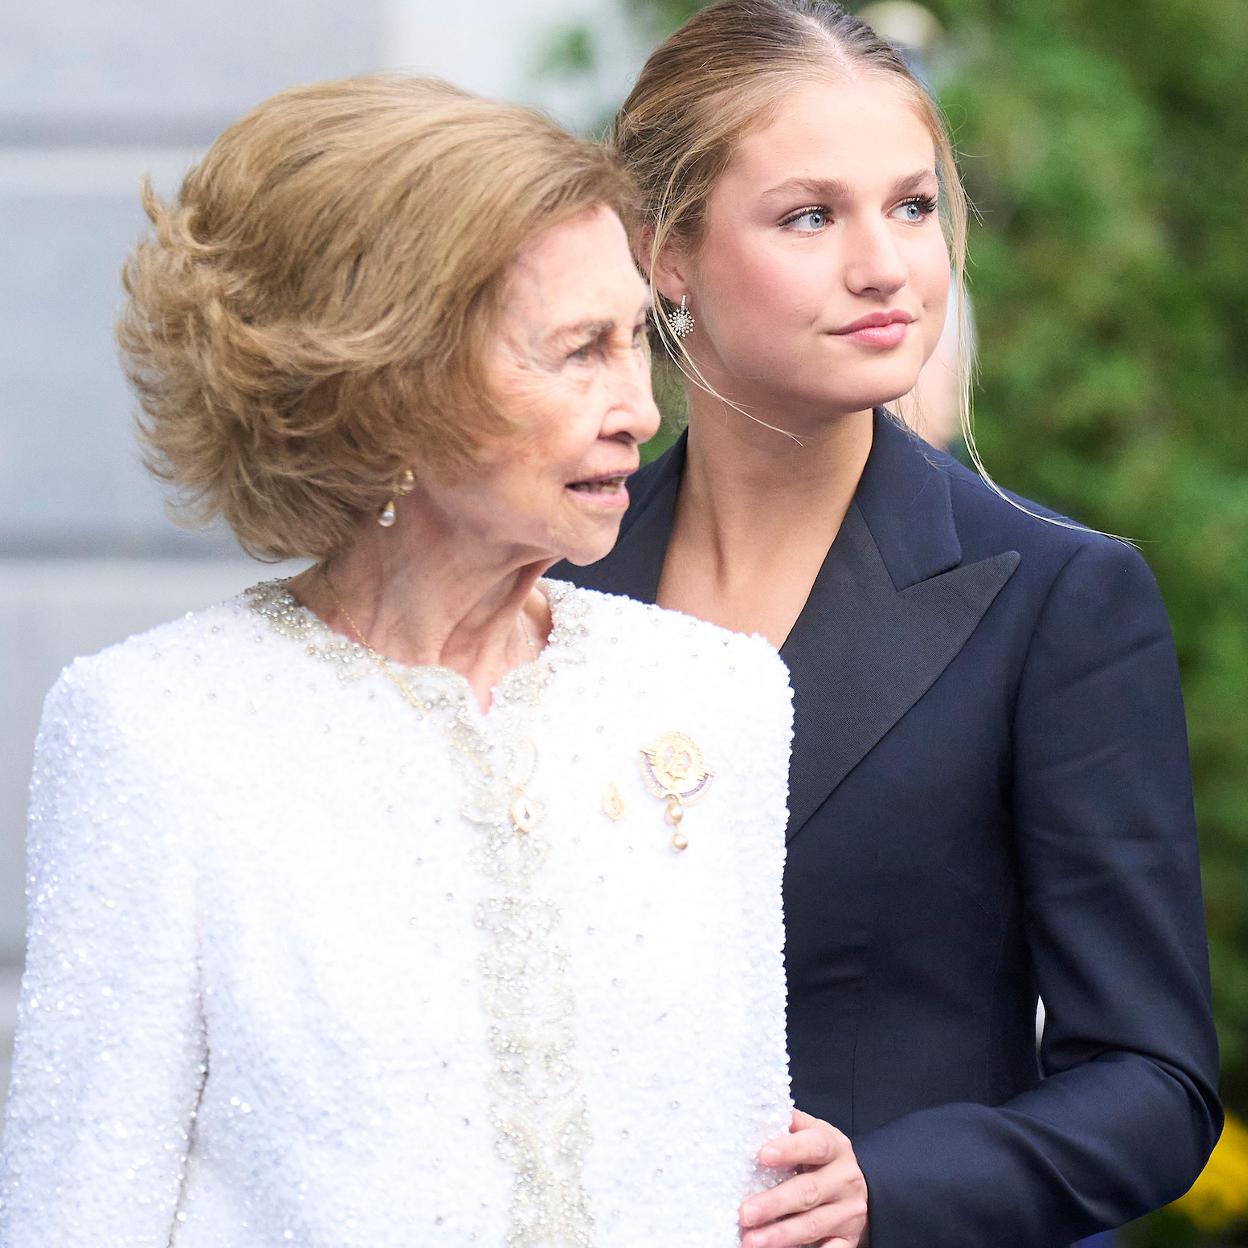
[{"left": 648, "top": 235, "right": 690, "bottom": 307}]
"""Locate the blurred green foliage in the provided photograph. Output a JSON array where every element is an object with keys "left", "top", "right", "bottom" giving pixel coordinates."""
[
  {"left": 536, "top": 1, "right": 1248, "bottom": 1241},
  {"left": 927, "top": 1, "right": 1248, "bottom": 1137}
]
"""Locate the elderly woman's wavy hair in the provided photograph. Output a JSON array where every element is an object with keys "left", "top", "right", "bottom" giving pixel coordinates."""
[{"left": 118, "top": 74, "right": 637, "bottom": 561}]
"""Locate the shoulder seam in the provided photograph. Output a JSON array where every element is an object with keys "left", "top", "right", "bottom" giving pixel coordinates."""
[{"left": 1008, "top": 541, "right": 1090, "bottom": 733}]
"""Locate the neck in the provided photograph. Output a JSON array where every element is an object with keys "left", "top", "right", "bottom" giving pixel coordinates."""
[
  {"left": 678, "top": 388, "right": 875, "bottom": 577},
  {"left": 291, "top": 513, "right": 551, "bottom": 713}
]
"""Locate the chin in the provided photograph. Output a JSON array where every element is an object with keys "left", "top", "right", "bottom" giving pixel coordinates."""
[
  {"left": 554, "top": 528, "right": 621, "bottom": 569},
  {"left": 812, "top": 357, "right": 925, "bottom": 407},
  {"left": 787, "top": 374, "right": 918, "bottom": 418},
  {"left": 555, "top": 543, "right": 613, "bottom": 569},
  {"left": 831, "top": 378, "right": 921, "bottom": 413}
]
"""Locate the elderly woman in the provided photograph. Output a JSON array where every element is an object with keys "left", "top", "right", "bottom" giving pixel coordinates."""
[{"left": 0, "top": 77, "right": 797, "bottom": 1246}]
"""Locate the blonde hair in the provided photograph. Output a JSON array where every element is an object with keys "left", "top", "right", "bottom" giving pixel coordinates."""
[
  {"left": 614, "top": 0, "right": 975, "bottom": 451},
  {"left": 118, "top": 74, "right": 636, "bottom": 561}
]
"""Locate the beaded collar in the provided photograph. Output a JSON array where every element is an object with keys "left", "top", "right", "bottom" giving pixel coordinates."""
[{"left": 244, "top": 576, "right": 589, "bottom": 714}]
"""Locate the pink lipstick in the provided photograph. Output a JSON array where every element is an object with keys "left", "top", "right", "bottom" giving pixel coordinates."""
[{"left": 832, "top": 310, "right": 914, "bottom": 349}]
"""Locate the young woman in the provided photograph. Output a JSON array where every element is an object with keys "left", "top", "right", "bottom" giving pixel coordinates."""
[{"left": 557, "top": 2, "right": 1222, "bottom": 1245}]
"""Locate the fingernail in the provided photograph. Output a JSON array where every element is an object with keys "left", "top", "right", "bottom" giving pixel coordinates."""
[
  {"left": 760, "top": 1146, "right": 780, "bottom": 1165},
  {"left": 740, "top": 1202, "right": 758, "bottom": 1227}
]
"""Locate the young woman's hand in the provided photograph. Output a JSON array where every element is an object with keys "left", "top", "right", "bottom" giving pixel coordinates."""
[{"left": 740, "top": 1109, "right": 869, "bottom": 1248}]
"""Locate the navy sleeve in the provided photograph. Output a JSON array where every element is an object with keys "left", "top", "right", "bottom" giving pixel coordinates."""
[{"left": 853, "top": 538, "right": 1222, "bottom": 1247}]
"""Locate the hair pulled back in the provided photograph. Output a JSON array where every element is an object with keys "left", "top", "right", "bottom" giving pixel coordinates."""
[
  {"left": 118, "top": 74, "right": 635, "bottom": 561},
  {"left": 613, "top": 0, "right": 971, "bottom": 435}
]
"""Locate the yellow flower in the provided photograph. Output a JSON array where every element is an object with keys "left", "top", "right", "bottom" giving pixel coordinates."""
[{"left": 1172, "top": 1110, "right": 1248, "bottom": 1230}]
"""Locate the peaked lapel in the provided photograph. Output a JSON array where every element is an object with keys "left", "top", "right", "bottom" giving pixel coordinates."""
[
  {"left": 556, "top": 413, "right": 1020, "bottom": 843},
  {"left": 780, "top": 500, "right": 1018, "bottom": 839},
  {"left": 780, "top": 414, "right": 1018, "bottom": 839}
]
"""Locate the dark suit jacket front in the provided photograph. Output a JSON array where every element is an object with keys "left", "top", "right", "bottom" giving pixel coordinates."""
[{"left": 553, "top": 410, "right": 1221, "bottom": 1247}]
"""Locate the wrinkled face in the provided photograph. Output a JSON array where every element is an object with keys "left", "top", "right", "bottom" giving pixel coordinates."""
[
  {"left": 678, "top": 76, "right": 951, "bottom": 424},
  {"left": 423, "top": 204, "right": 659, "bottom": 568}
]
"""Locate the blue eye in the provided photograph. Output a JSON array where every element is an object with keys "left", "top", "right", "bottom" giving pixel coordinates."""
[
  {"left": 784, "top": 208, "right": 828, "bottom": 232},
  {"left": 895, "top": 195, "right": 937, "bottom": 223}
]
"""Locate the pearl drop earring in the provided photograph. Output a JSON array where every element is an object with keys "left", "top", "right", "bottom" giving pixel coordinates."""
[{"left": 378, "top": 468, "right": 416, "bottom": 528}]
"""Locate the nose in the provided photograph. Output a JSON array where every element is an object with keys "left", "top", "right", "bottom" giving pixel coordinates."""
[
  {"left": 605, "top": 344, "right": 662, "bottom": 446},
  {"left": 843, "top": 217, "right": 908, "bottom": 298}
]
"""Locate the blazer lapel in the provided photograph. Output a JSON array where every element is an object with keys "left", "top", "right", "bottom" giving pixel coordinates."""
[
  {"left": 781, "top": 413, "right": 1019, "bottom": 840},
  {"left": 781, "top": 500, "right": 1018, "bottom": 840}
]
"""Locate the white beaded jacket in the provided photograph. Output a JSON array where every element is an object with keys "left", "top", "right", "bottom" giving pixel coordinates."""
[{"left": 0, "top": 580, "right": 794, "bottom": 1247}]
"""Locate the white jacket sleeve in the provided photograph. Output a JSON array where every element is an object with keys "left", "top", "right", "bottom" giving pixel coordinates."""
[{"left": 0, "top": 662, "right": 205, "bottom": 1246}]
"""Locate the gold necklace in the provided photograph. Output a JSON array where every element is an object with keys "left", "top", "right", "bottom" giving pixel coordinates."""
[{"left": 321, "top": 568, "right": 543, "bottom": 833}]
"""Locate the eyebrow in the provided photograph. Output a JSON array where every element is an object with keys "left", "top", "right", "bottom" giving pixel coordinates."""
[
  {"left": 549, "top": 298, "right": 652, "bottom": 343},
  {"left": 555, "top": 319, "right": 613, "bottom": 341},
  {"left": 761, "top": 169, "right": 938, "bottom": 202}
]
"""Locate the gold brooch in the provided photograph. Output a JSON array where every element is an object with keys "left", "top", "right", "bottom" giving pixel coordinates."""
[
  {"left": 639, "top": 731, "right": 713, "bottom": 851},
  {"left": 603, "top": 783, "right": 625, "bottom": 822}
]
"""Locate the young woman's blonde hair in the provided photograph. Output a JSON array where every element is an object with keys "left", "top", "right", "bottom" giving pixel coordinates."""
[
  {"left": 118, "top": 74, "right": 636, "bottom": 561},
  {"left": 613, "top": 0, "right": 976, "bottom": 455}
]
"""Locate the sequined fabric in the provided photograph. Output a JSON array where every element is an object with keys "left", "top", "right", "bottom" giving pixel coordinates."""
[{"left": 0, "top": 581, "right": 794, "bottom": 1246}]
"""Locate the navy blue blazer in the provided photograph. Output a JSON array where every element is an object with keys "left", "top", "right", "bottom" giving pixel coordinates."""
[{"left": 554, "top": 410, "right": 1221, "bottom": 1247}]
